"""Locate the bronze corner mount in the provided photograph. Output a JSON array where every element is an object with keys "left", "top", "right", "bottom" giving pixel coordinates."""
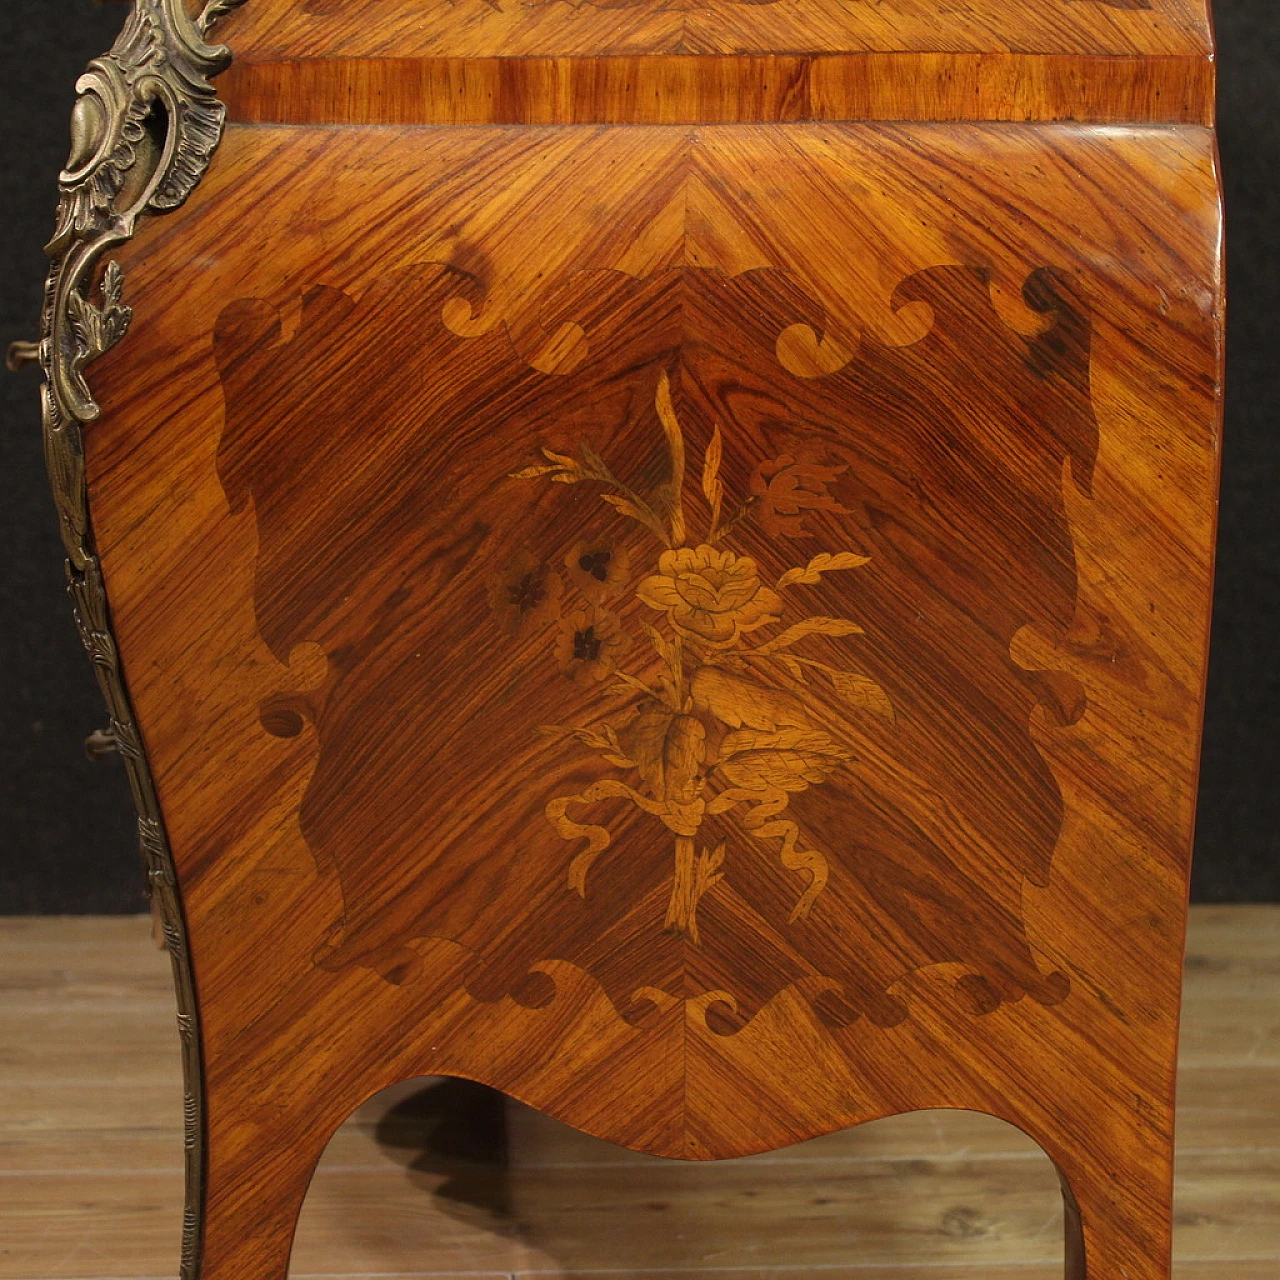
[{"left": 45, "top": 0, "right": 246, "bottom": 426}]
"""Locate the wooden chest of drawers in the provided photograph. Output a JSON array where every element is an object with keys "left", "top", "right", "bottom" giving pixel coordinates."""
[{"left": 28, "top": 2, "right": 1222, "bottom": 1277}]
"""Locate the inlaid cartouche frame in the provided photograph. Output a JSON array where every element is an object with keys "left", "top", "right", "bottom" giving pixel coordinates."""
[{"left": 25, "top": 4, "right": 247, "bottom": 1278}]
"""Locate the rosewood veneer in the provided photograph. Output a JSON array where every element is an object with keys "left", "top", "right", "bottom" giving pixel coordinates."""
[{"left": 24, "top": 1, "right": 1222, "bottom": 1277}]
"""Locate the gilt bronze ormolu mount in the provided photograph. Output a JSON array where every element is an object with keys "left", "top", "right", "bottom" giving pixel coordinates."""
[
  {"left": 26, "top": 2, "right": 1222, "bottom": 1279},
  {"left": 28, "top": 4, "right": 248, "bottom": 1278}
]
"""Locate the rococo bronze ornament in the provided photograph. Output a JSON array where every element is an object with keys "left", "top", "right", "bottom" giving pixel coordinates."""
[{"left": 27, "top": 3, "right": 247, "bottom": 1278}]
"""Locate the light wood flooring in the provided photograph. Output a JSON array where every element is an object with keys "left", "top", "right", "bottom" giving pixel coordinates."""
[{"left": 1, "top": 907, "right": 1277, "bottom": 1279}]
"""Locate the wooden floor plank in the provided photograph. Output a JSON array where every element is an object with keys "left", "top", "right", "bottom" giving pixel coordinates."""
[
  {"left": 507, "top": 1268, "right": 1280, "bottom": 1280},
  {"left": 0, "top": 915, "right": 154, "bottom": 947},
  {"left": 1177, "top": 992, "right": 1280, "bottom": 1068},
  {"left": 1181, "top": 905, "right": 1280, "bottom": 963},
  {"left": 0, "top": 1268, "right": 1273, "bottom": 1280},
  {"left": 0, "top": 1080, "right": 184, "bottom": 1136},
  {"left": 0, "top": 1009, "right": 182, "bottom": 1089},
  {"left": 506, "top": 1269, "right": 1280, "bottom": 1280},
  {"left": 1, "top": 1149, "right": 1274, "bottom": 1279}
]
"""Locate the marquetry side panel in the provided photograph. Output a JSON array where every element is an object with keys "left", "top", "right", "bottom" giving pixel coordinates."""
[{"left": 83, "top": 123, "right": 1220, "bottom": 1182}]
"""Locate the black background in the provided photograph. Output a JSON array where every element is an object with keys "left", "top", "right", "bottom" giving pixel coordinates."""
[{"left": 1, "top": 3, "right": 1275, "bottom": 913}]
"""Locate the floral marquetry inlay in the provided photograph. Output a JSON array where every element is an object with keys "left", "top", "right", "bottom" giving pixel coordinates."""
[{"left": 510, "top": 375, "right": 891, "bottom": 943}]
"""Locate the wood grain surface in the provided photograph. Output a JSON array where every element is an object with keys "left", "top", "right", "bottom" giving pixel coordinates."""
[
  {"left": 217, "top": 0, "right": 1213, "bottom": 60},
  {"left": 3, "top": 909, "right": 1276, "bottom": 1279},
  {"left": 217, "top": 53, "right": 1215, "bottom": 126},
  {"left": 41, "top": 3, "right": 1225, "bottom": 1278},
  {"left": 215, "top": 0, "right": 1217, "bottom": 125},
  {"left": 78, "top": 111, "right": 1222, "bottom": 1277}
]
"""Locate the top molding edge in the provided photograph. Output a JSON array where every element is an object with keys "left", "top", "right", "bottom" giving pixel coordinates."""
[{"left": 216, "top": 0, "right": 1216, "bottom": 63}]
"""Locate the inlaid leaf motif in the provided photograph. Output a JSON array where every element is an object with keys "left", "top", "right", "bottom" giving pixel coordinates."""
[
  {"left": 751, "top": 455, "right": 850, "bottom": 538},
  {"left": 641, "top": 620, "right": 680, "bottom": 672},
  {"left": 602, "top": 492, "right": 658, "bottom": 526},
  {"left": 691, "top": 666, "right": 811, "bottom": 732},
  {"left": 778, "top": 551, "right": 871, "bottom": 589},
  {"left": 654, "top": 372, "right": 687, "bottom": 546},
  {"left": 702, "top": 424, "right": 724, "bottom": 537},
  {"left": 539, "top": 722, "right": 635, "bottom": 769},
  {"left": 511, "top": 447, "right": 583, "bottom": 482},
  {"left": 622, "top": 706, "right": 707, "bottom": 800},
  {"left": 753, "top": 616, "right": 864, "bottom": 654},
  {"left": 829, "top": 670, "right": 895, "bottom": 720},
  {"left": 718, "top": 728, "right": 851, "bottom": 792},
  {"left": 778, "top": 655, "right": 807, "bottom": 683}
]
